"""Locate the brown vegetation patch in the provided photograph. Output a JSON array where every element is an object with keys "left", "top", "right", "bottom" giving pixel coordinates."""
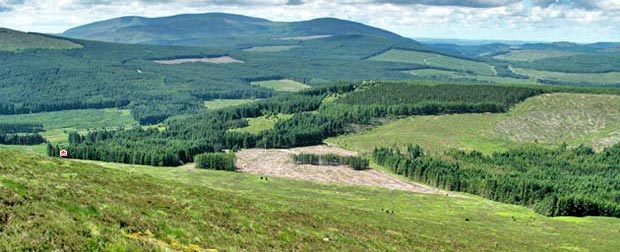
[
  {"left": 153, "top": 56, "right": 243, "bottom": 64},
  {"left": 236, "top": 145, "right": 460, "bottom": 196}
]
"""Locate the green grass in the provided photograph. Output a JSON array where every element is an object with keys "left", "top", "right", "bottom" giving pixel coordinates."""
[
  {"left": 328, "top": 93, "right": 620, "bottom": 154},
  {"left": 370, "top": 49, "right": 496, "bottom": 76},
  {"left": 0, "top": 144, "right": 47, "bottom": 155},
  {"left": 230, "top": 114, "right": 292, "bottom": 134},
  {"left": 243, "top": 45, "right": 299, "bottom": 52},
  {"left": 0, "top": 28, "right": 82, "bottom": 52},
  {"left": 0, "top": 109, "right": 138, "bottom": 144},
  {"left": 2, "top": 150, "right": 620, "bottom": 251},
  {"left": 250, "top": 79, "right": 311, "bottom": 92},
  {"left": 494, "top": 50, "right": 580, "bottom": 61},
  {"left": 513, "top": 67, "right": 620, "bottom": 85},
  {"left": 406, "top": 69, "right": 537, "bottom": 85},
  {"left": 203, "top": 99, "right": 260, "bottom": 110}
]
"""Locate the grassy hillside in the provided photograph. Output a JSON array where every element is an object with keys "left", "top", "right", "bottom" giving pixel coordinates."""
[
  {"left": 243, "top": 45, "right": 299, "bottom": 52},
  {"left": 513, "top": 67, "right": 620, "bottom": 86},
  {"left": 0, "top": 109, "right": 138, "bottom": 144},
  {"left": 370, "top": 49, "right": 496, "bottom": 75},
  {"left": 329, "top": 93, "right": 620, "bottom": 154},
  {"left": 406, "top": 69, "right": 536, "bottom": 85},
  {"left": 203, "top": 99, "right": 259, "bottom": 110},
  {"left": 0, "top": 28, "right": 82, "bottom": 52},
  {"left": 2, "top": 150, "right": 620, "bottom": 251},
  {"left": 251, "top": 79, "right": 311, "bottom": 92},
  {"left": 494, "top": 50, "right": 580, "bottom": 61},
  {"left": 230, "top": 114, "right": 293, "bottom": 134}
]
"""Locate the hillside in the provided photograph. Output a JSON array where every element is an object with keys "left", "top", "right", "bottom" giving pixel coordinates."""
[
  {"left": 329, "top": 93, "right": 620, "bottom": 154},
  {"left": 0, "top": 28, "right": 82, "bottom": 51},
  {"left": 2, "top": 150, "right": 620, "bottom": 251},
  {"left": 62, "top": 13, "right": 415, "bottom": 48}
]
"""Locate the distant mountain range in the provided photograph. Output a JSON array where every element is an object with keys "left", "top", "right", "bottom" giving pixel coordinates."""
[{"left": 62, "top": 13, "right": 413, "bottom": 48}]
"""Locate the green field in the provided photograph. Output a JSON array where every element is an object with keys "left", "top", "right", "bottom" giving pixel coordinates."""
[
  {"left": 250, "top": 79, "right": 311, "bottom": 92},
  {"left": 370, "top": 49, "right": 496, "bottom": 76},
  {"left": 494, "top": 50, "right": 580, "bottom": 61},
  {"left": 0, "top": 28, "right": 82, "bottom": 51},
  {"left": 203, "top": 99, "right": 260, "bottom": 110},
  {"left": 406, "top": 69, "right": 537, "bottom": 85},
  {"left": 513, "top": 67, "right": 620, "bottom": 85},
  {"left": 2, "top": 150, "right": 619, "bottom": 251},
  {"left": 230, "top": 114, "right": 292, "bottom": 134},
  {"left": 329, "top": 93, "right": 620, "bottom": 154},
  {"left": 243, "top": 45, "right": 299, "bottom": 52},
  {"left": 0, "top": 109, "right": 138, "bottom": 143}
]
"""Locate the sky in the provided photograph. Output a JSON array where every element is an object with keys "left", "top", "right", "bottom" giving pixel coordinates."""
[{"left": 0, "top": 0, "right": 619, "bottom": 43}]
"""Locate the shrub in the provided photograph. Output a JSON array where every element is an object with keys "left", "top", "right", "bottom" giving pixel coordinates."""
[{"left": 195, "top": 152, "right": 236, "bottom": 171}]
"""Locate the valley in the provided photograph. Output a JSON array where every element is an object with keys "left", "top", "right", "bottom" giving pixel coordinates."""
[{"left": 1, "top": 8, "right": 620, "bottom": 251}]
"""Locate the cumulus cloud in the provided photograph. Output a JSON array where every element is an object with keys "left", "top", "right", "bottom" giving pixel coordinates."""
[
  {"left": 0, "top": 0, "right": 618, "bottom": 42},
  {"left": 367, "top": 0, "right": 521, "bottom": 8}
]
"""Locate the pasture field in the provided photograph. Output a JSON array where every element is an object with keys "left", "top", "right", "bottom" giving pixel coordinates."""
[
  {"left": 230, "top": 113, "right": 292, "bottom": 134},
  {"left": 243, "top": 45, "right": 299, "bottom": 52},
  {"left": 250, "top": 79, "right": 311, "bottom": 92},
  {"left": 406, "top": 69, "right": 536, "bottom": 85},
  {"left": 0, "top": 109, "right": 138, "bottom": 143},
  {"left": 494, "top": 50, "right": 580, "bottom": 61},
  {"left": 203, "top": 99, "right": 260, "bottom": 110},
  {"left": 513, "top": 67, "right": 620, "bottom": 85},
  {"left": 329, "top": 93, "right": 620, "bottom": 154},
  {"left": 2, "top": 150, "right": 620, "bottom": 251},
  {"left": 369, "top": 49, "right": 496, "bottom": 76},
  {"left": 0, "top": 143, "right": 47, "bottom": 155},
  {"left": 0, "top": 28, "right": 82, "bottom": 51}
]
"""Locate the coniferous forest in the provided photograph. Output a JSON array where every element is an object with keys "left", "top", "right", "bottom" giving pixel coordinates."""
[{"left": 373, "top": 144, "right": 620, "bottom": 218}]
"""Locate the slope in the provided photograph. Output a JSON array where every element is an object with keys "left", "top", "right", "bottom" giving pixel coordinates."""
[
  {"left": 0, "top": 28, "right": 82, "bottom": 52},
  {"left": 62, "top": 13, "right": 414, "bottom": 48},
  {"left": 329, "top": 93, "right": 620, "bottom": 154},
  {"left": 1, "top": 150, "right": 620, "bottom": 251}
]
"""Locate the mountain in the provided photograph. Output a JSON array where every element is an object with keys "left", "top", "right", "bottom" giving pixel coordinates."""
[
  {"left": 0, "top": 27, "right": 82, "bottom": 52},
  {"left": 63, "top": 13, "right": 411, "bottom": 48}
]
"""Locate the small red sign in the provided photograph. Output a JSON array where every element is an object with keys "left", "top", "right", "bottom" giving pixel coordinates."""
[{"left": 59, "top": 149, "right": 68, "bottom": 157}]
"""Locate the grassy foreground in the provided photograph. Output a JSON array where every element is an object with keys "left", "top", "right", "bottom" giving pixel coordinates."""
[{"left": 1, "top": 150, "right": 620, "bottom": 251}]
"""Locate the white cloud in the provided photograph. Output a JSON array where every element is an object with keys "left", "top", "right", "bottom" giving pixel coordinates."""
[{"left": 0, "top": 0, "right": 618, "bottom": 42}]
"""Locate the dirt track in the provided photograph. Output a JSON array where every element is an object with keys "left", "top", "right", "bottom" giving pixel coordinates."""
[{"left": 236, "top": 145, "right": 461, "bottom": 196}]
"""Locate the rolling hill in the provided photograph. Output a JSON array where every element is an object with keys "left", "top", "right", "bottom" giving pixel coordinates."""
[
  {"left": 0, "top": 28, "right": 82, "bottom": 52},
  {"left": 62, "top": 13, "right": 415, "bottom": 48},
  {"left": 329, "top": 92, "right": 620, "bottom": 154},
  {"left": 2, "top": 150, "right": 620, "bottom": 251}
]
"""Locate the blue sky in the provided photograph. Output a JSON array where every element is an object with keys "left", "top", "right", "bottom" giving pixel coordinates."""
[{"left": 0, "top": 0, "right": 619, "bottom": 42}]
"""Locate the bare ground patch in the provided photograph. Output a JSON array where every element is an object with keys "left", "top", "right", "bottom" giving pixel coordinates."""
[
  {"left": 153, "top": 56, "right": 243, "bottom": 64},
  {"left": 236, "top": 145, "right": 460, "bottom": 196}
]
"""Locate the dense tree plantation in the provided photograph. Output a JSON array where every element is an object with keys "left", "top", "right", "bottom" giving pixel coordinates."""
[
  {"left": 49, "top": 82, "right": 548, "bottom": 166},
  {"left": 373, "top": 144, "right": 620, "bottom": 218},
  {"left": 0, "top": 133, "right": 46, "bottom": 145},
  {"left": 49, "top": 81, "right": 620, "bottom": 166},
  {"left": 293, "top": 153, "right": 369, "bottom": 170},
  {"left": 513, "top": 53, "right": 620, "bottom": 73},
  {"left": 0, "top": 36, "right": 424, "bottom": 124},
  {"left": 0, "top": 123, "right": 44, "bottom": 134}
]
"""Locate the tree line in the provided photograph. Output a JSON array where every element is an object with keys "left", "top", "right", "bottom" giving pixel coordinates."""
[
  {"left": 293, "top": 153, "right": 369, "bottom": 170},
  {"left": 195, "top": 152, "right": 236, "bottom": 171},
  {"left": 373, "top": 144, "right": 620, "bottom": 218},
  {"left": 0, "top": 134, "right": 46, "bottom": 145},
  {"left": 0, "top": 123, "right": 44, "bottom": 134}
]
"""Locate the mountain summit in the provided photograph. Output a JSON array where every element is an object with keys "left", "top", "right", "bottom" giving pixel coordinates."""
[{"left": 62, "top": 13, "right": 408, "bottom": 48}]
